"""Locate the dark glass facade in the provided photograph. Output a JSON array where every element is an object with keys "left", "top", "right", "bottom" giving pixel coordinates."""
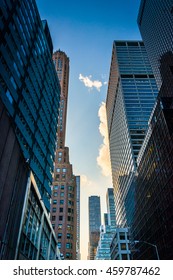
[
  {"left": 88, "top": 196, "right": 101, "bottom": 260},
  {"left": 106, "top": 41, "right": 158, "bottom": 226},
  {"left": 0, "top": 0, "right": 60, "bottom": 211},
  {"left": 131, "top": 53, "right": 173, "bottom": 260},
  {"left": 138, "top": 0, "right": 173, "bottom": 89}
]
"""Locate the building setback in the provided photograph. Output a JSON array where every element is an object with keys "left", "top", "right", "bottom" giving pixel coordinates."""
[
  {"left": 0, "top": 0, "right": 60, "bottom": 212},
  {"left": 106, "top": 41, "right": 158, "bottom": 227},
  {"left": 51, "top": 50, "right": 78, "bottom": 260},
  {"left": 88, "top": 196, "right": 101, "bottom": 260}
]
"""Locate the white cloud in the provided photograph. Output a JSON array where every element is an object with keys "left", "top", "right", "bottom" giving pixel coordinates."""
[
  {"left": 97, "top": 102, "right": 112, "bottom": 177},
  {"left": 79, "top": 74, "right": 102, "bottom": 92}
]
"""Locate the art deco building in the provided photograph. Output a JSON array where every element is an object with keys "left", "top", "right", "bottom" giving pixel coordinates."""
[
  {"left": 51, "top": 50, "right": 78, "bottom": 260},
  {"left": 106, "top": 41, "right": 158, "bottom": 226},
  {"left": 88, "top": 196, "right": 101, "bottom": 260}
]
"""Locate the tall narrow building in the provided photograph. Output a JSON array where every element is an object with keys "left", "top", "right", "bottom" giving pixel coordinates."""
[
  {"left": 88, "top": 196, "right": 101, "bottom": 260},
  {"left": 106, "top": 41, "right": 158, "bottom": 226},
  {"left": 51, "top": 50, "right": 78, "bottom": 260}
]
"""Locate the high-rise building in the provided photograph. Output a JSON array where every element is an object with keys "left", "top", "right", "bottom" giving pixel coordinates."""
[
  {"left": 106, "top": 41, "right": 158, "bottom": 226},
  {"left": 110, "top": 228, "right": 131, "bottom": 260},
  {"left": 106, "top": 188, "right": 116, "bottom": 226},
  {"left": 88, "top": 196, "right": 101, "bottom": 260},
  {"left": 51, "top": 50, "right": 78, "bottom": 260},
  {"left": 95, "top": 188, "right": 116, "bottom": 260},
  {"left": 0, "top": 0, "right": 61, "bottom": 259},
  {"left": 130, "top": 0, "right": 173, "bottom": 260},
  {"left": 0, "top": 0, "right": 60, "bottom": 212},
  {"left": 76, "top": 175, "right": 80, "bottom": 260},
  {"left": 137, "top": 0, "right": 173, "bottom": 90}
]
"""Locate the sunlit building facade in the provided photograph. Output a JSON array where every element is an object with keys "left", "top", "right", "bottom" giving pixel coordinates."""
[
  {"left": 106, "top": 41, "right": 158, "bottom": 226},
  {"left": 51, "top": 50, "right": 78, "bottom": 260}
]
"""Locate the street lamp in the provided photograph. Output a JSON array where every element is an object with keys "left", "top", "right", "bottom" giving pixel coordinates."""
[{"left": 134, "top": 240, "right": 160, "bottom": 260}]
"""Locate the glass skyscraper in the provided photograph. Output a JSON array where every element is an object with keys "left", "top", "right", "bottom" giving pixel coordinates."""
[
  {"left": 138, "top": 0, "right": 173, "bottom": 89},
  {"left": 88, "top": 196, "right": 101, "bottom": 260},
  {"left": 106, "top": 41, "right": 158, "bottom": 226},
  {"left": 130, "top": 0, "right": 173, "bottom": 260},
  {"left": 0, "top": 0, "right": 60, "bottom": 212}
]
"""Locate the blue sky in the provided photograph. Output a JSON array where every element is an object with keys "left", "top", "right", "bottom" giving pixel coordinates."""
[{"left": 36, "top": 0, "right": 141, "bottom": 260}]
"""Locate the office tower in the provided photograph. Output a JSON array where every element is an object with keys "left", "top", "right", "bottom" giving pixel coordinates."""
[
  {"left": 106, "top": 41, "right": 158, "bottom": 226},
  {"left": 106, "top": 188, "right": 116, "bottom": 226},
  {"left": 51, "top": 50, "right": 77, "bottom": 260},
  {"left": 95, "top": 188, "right": 116, "bottom": 260},
  {"left": 137, "top": 0, "right": 173, "bottom": 90},
  {"left": 76, "top": 176, "right": 80, "bottom": 260},
  {"left": 104, "top": 213, "right": 109, "bottom": 226},
  {"left": 88, "top": 196, "right": 101, "bottom": 260},
  {"left": 0, "top": 0, "right": 60, "bottom": 212},
  {"left": 130, "top": 1, "right": 173, "bottom": 260},
  {"left": 0, "top": 0, "right": 60, "bottom": 259},
  {"left": 110, "top": 228, "right": 131, "bottom": 260}
]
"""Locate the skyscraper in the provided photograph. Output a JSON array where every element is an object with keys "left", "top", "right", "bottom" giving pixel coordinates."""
[
  {"left": 88, "top": 196, "right": 101, "bottom": 260},
  {"left": 0, "top": 0, "right": 60, "bottom": 211},
  {"left": 51, "top": 50, "right": 78, "bottom": 260},
  {"left": 106, "top": 188, "right": 116, "bottom": 226},
  {"left": 130, "top": 0, "right": 173, "bottom": 260},
  {"left": 0, "top": 0, "right": 60, "bottom": 258},
  {"left": 106, "top": 41, "right": 158, "bottom": 226},
  {"left": 95, "top": 188, "right": 116, "bottom": 260},
  {"left": 137, "top": 0, "right": 173, "bottom": 89}
]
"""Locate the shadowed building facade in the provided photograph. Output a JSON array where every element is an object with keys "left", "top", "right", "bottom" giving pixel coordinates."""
[
  {"left": 51, "top": 50, "right": 78, "bottom": 260},
  {"left": 0, "top": 0, "right": 61, "bottom": 258},
  {"left": 88, "top": 196, "right": 101, "bottom": 260},
  {"left": 130, "top": 0, "right": 173, "bottom": 260}
]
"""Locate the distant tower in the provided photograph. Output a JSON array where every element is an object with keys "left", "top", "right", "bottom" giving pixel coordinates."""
[
  {"left": 51, "top": 50, "right": 78, "bottom": 260},
  {"left": 88, "top": 196, "right": 101, "bottom": 260},
  {"left": 106, "top": 188, "right": 116, "bottom": 226}
]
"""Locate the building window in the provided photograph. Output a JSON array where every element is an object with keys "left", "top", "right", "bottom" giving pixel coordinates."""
[
  {"left": 60, "top": 192, "right": 64, "bottom": 197},
  {"left": 58, "top": 242, "right": 61, "bottom": 249},
  {"left": 56, "top": 168, "right": 61, "bottom": 172},
  {"left": 58, "top": 224, "right": 62, "bottom": 229},
  {"left": 66, "top": 243, "right": 72, "bottom": 249},
  {"left": 121, "top": 243, "right": 127, "bottom": 250},
  {"left": 53, "top": 192, "right": 58, "bottom": 197},
  {"left": 60, "top": 200, "right": 64, "bottom": 205},
  {"left": 122, "top": 254, "right": 128, "bottom": 260},
  {"left": 59, "top": 216, "right": 63, "bottom": 221},
  {"left": 53, "top": 185, "right": 58, "bottom": 190},
  {"left": 58, "top": 233, "right": 62, "bottom": 239},
  {"left": 61, "top": 185, "right": 64, "bottom": 190},
  {"left": 59, "top": 207, "right": 63, "bottom": 213},
  {"left": 52, "top": 215, "right": 56, "bottom": 221},
  {"left": 6, "top": 89, "right": 13, "bottom": 104},
  {"left": 52, "top": 207, "right": 56, "bottom": 212},
  {"left": 53, "top": 200, "right": 57, "bottom": 204},
  {"left": 62, "top": 168, "right": 66, "bottom": 173}
]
